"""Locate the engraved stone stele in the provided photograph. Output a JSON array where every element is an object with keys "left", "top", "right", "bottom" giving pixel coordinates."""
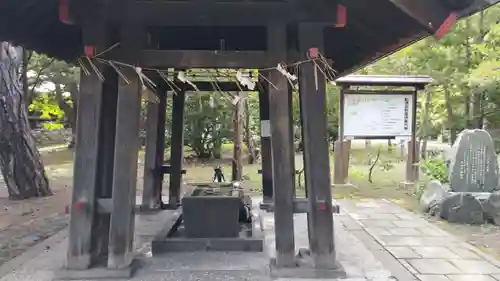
[
  {"left": 420, "top": 180, "right": 450, "bottom": 213},
  {"left": 440, "top": 193, "right": 485, "bottom": 225},
  {"left": 448, "top": 129, "right": 499, "bottom": 193}
]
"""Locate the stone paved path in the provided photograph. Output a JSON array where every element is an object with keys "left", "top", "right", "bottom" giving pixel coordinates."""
[{"left": 338, "top": 199, "right": 500, "bottom": 281}]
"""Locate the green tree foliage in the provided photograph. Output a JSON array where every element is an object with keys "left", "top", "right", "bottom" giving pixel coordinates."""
[{"left": 363, "top": 5, "right": 500, "bottom": 144}]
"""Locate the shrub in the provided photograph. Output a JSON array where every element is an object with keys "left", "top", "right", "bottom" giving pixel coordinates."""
[{"left": 421, "top": 156, "right": 449, "bottom": 184}]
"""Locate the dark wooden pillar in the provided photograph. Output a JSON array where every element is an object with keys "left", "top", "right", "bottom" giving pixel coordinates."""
[
  {"left": 92, "top": 66, "right": 119, "bottom": 261},
  {"left": 267, "top": 23, "right": 296, "bottom": 268},
  {"left": 66, "top": 19, "right": 106, "bottom": 270},
  {"left": 287, "top": 85, "right": 296, "bottom": 198},
  {"left": 168, "top": 90, "right": 186, "bottom": 208},
  {"left": 258, "top": 76, "right": 273, "bottom": 202},
  {"left": 107, "top": 25, "right": 143, "bottom": 269},
  {"left": 232, "top": 93, "right": 244, "bottom": 181},
  {"left": 142, "top": 82, "right": 167, "bottom": 210},
  {"left": 298, "top": 24, "right": 336, "bottom": 269}
]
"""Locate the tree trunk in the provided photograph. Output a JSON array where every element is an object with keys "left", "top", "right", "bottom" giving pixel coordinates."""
[
  {"left": 443, "top": 86, "right": 457, "bottom": 144},
  {"left": 420, "top": 91, "right": 431, "bottom": 159},
  {"left": 55, "top": 82, "right": 77, "bottom": 148},
  {"left": 0, "top": 43, "right": 51, "bottom": 199},
  {"left": 464, "top": 19, "right": 472, "bottom": 129},
  {"left": 244, "top": 99, "right": 256, "bottom": 164}
]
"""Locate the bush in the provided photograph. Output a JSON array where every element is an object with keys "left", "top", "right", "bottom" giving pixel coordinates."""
[{"left": 421, "top": 156, "right": 449, "bottom": 184}]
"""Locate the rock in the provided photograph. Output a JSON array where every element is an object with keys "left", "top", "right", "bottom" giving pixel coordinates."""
[
  {"left": 448, "top": 129, "right": 498, "bottom": 193},
  {"left": 440, "top": 193, "right": 485, "bottom": 225},
  {"left": 483, "top": 191, "right": 500, "bottom": 224},
  {"left": 420, "top": 180, "right": 449, "bottom": 213}
]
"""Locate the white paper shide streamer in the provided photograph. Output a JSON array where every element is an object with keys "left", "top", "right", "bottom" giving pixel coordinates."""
[{"left": 236, "top": 70, "right": 256, "bottom": 90}]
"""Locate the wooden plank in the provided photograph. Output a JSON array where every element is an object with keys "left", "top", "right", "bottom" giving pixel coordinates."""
[
  {"left": 141, "top": 50, "right": 269, "bottom": 69},
  {"left": 107, "top": 25, "right": 143, "bottom": 270},
  {"left": 65, "top": 19, "right": 106, "bottom": 270},
  {"left": 106, "top": 1, "right": 340, "bottom": 26},
  {"left": 258, "top": 74, "right": 273, "bottom": 202},
  {"left": 298, "top": 23, "right": 336, "bottom": 269},
  {"left": 267, "top": 23, "right": 296, "bottom": 268},
  {"left": 168, "top": 91, "right": 186, "bottom": 208}
]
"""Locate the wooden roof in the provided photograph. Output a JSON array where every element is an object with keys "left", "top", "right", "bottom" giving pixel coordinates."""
[
  {"left": 335, "top": 75, "right": 433, "bottom": 87},
  {"left": 0, "top": 0, "right": 497, "bottom": 75}
]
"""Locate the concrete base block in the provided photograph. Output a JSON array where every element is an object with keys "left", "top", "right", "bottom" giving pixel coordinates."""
[
  {"left": 259, "top": 201, "right": 273, "bottom": 211},
  {"left": 152, "top": 236, "right": 264, "bottom": 254},
  {"left": 269, "top": 256, "right": 346, "bottom": 279},
  {"left": 54, "top": 259, "right": 140, "bottom": 280}
]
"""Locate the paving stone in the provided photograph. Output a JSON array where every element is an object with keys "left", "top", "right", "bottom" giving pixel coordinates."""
[
  {"left": 448, "top": 260, "right": 500, "bottom": 274},
  {"left": 419, "top": 227, "right": 449, "bottom": 237},
  {"left": 393, "top": 220, "right": 425, "bottom": 228},
  {"left": 365, "top": 227, "right": 391, "bottom": 236},
  {"left": 447, "top": 275, "right": 497, "bottom": 281},
  {"left": 411, "top": 247, "right": 461, "bottom": 259},
  {"left": 398, "top": 260, "right": 419, "bottom": 277},
  {"left": 387, "top": 228, "right": 422, "bottom": 236},
  {"left": 396, "top": 214, "right": 417, "bottom": 220},
  {"left": 386, "top": 246, "right": 421, "bottom": 259},
  {"left": 416, "top": 275, "right": 450, "bottom": 281},
  {"left": 365, "top": 213, "right": 400, "bottom": 220},
  {"left": 358, "top": 220, "right": 396, "bottom": 229},
  {"left": 449, "top": 247, "right": 481, "bottom": 260},
  {"left": 407, "top": 259, "right": 461, "bottom": 274}
]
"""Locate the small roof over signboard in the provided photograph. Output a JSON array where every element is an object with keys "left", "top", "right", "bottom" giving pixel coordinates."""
[{"left": 335, "top": 75, "right": 433, "bottom": 89}]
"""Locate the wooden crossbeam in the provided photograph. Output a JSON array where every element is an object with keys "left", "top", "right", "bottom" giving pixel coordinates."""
[
  {"left": 105, "top": 1, "right": 340, "bottom": 26},
  {"left": 141, "top": 50, "right": 270, "bottom": 68}
]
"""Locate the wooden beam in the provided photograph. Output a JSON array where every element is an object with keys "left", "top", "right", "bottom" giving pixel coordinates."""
[
  {"left": 298, "top": 23, "right": 336, "bottom": 269},
  {"left": 92, "top": 65, "right": 119, "bottom": 261},
  {"left": 258, "top": 74, "right": 273, "bottom": 203},
  {"left": 141, "top": 50, "right": 269, "bottom": 69},
  {"left": 142, "top": 83, "right": 167, "bottom": 210},
  {"left": 66, "top": 19, "right": 106, "bottom": 270},
  {"left": 168, "top": 90, "right": 186, "bottom": 208},
  {"left": 107, "top": 25, "right": 143, "bottom": 270},
  {"left": 388, "top": 0, "right": 450, "bottom": 32},
  {"left": 267, "top": 23, "right": 296, "bottom": 268},
  {"left": 106, "top": 2, "right": 340, "bottom": 26}
]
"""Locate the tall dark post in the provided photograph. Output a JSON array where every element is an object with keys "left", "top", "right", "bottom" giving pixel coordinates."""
[
  {"left": 287, "top": 85, "right": 296, "bottom": 198},
  {"left": 92, "top": 66, "right": 119, "bottom": 260},
  {"left": 107, "top": 25, "right": 143, "bottom": 270},
  {"left": 298, "top": 23, "right": 337, "bottom": 269},
  {"left": 142, "top": 81, "right": 168, "bottom": 210},
  {"left": 258, "top": 76, "right": 273, "bottom": 203},
  {"left": 267, "top": 23, "right": 296, "bottom": 268},
  {"left": 66, "top": 19, "right": 107, "bottom": 270},
  {"left": 168, "top": 90, "right": 186, "bottom": 208}
]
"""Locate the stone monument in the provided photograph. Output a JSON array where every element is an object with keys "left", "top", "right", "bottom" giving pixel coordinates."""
[{"left": 421, "top": 129, "right": 500, "bottom": 225}]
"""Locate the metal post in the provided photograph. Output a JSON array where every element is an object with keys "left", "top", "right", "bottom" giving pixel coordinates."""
[
  {"left": 298, "top": 23, "right": 337, "bottom": 269},
  {"left": 168, "top": 90, "right": 186, "bottom": 208},
  {"left": 267, "top": 23, "right": 296, "bottom": 268}
]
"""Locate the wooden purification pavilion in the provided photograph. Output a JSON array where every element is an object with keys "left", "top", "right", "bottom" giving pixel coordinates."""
[{"left": 0, "top": 0, "right": 496, "bottom": 279}]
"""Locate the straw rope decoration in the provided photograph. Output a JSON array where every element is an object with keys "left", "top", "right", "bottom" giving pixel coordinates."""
[{"left": 77, "top": 43, "right": 337, "bottom": 104}]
